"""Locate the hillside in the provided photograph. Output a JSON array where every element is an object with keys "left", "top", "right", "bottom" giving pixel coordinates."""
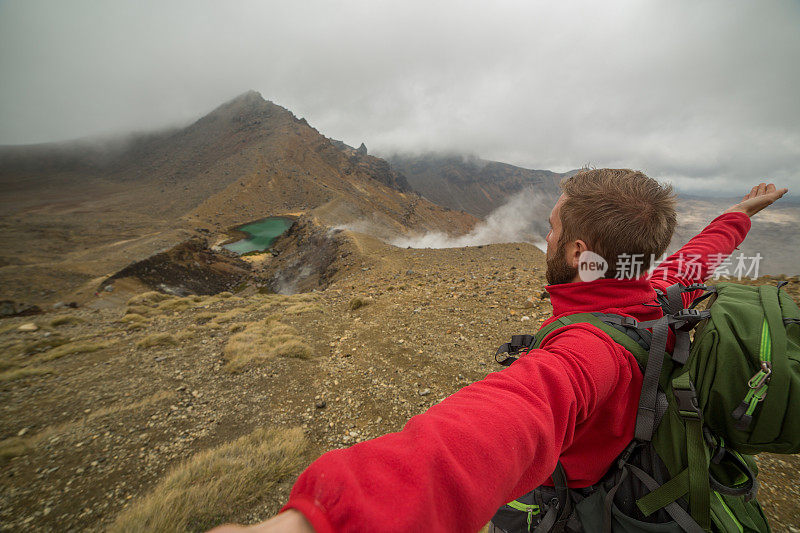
[
  {"left": 1, "top": 237, "right": 798, "bottom": 531},
  {"left": 0, "top": 92, "right": 476, "bottom": 307},
  {"left": 386, "top": 153, "right": 570, "bottom": 218}
]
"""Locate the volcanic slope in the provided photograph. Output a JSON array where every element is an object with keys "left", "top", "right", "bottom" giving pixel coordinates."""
[
  {"left": 1, "top": 234, "right": 798, "bottom": 531},
  {"left": 0, "top": 91, "right": 476, "bottom": 306},
  {"left": 386, "top": 152, "right": 572, "bottom": 218}
]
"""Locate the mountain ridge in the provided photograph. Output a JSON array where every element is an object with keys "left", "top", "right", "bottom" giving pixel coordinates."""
[
  {"left": 0, "top": 91, "right": 477, "bottom": 305},
  {"left": 386, "top": 152, "right": 576, "bottom": 218}
]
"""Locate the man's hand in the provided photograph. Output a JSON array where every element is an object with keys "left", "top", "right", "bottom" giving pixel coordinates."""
[
  {"left": 207, "top": 510, "right": 315, "bottom": 533},
  {"left": 724, "top": 182, "right": 788, "bottom": 217}
]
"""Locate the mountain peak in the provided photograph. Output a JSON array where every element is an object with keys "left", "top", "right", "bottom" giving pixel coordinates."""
[
  {"left": 230, "top": 89, "right": 266, "bottom": 105},
  {"left": 192, "top": 90, "right": 297, "bottom": 132},
  {"left": 210, "top": 90, "right": 273, "bottom": 114}
]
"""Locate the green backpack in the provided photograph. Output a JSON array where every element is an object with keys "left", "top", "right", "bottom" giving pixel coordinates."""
[{"left": 490, "top": 281, "right": 800, "bottom": 533}]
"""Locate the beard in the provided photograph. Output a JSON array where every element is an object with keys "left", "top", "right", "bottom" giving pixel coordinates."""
[{"left": 545, "top": 238, "right": 579, "bottom": 285}]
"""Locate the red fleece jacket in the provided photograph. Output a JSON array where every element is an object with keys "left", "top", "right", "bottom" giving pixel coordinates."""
[{"left": 282, "top": 212, "right": 751, "bottom": 533}]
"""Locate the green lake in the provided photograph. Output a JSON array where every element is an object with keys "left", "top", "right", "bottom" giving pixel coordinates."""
[{"left": 223, "top": 217, "right": 294, "bottom": 255}]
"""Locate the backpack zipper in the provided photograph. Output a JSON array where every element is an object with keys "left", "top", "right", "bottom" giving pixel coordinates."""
[
  {"left": 505, "top": 499, "right": 540, "bottom": 531},
  {"left": 732, "top": 318, "right": 772, "bottom": 429}
]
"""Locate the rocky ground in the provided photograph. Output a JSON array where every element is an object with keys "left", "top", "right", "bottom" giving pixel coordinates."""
[{"left": 1, "top": 235, "right": 798, "bottom": 531}]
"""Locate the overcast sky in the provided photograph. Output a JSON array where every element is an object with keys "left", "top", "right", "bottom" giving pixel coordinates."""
[{"left": 1, "top": 0, "right": 798, "bottom": 193}]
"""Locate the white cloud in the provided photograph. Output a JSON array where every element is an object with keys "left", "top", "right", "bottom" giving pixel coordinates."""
[{"left": 1, "top": 0, "right": 798, "bottom": 193}]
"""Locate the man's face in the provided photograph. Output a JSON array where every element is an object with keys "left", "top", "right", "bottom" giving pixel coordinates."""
[{"left": 545, "top": 194, "right": 578, "bottom": 285}]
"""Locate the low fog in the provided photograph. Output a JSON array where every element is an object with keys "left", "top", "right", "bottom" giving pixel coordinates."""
[
  {"left": 1, "top": 1, "right": 799, "bottom": 193},
  {"left": 392, "top": 188, "right": 550, "bottom": 250}
]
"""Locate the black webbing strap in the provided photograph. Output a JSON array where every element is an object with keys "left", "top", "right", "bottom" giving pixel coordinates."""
[
  {"left": 709, "top": 448, "right": 757, "bottom": 500},
  {"left": 592, "top": 313, "right": 655, "bottom": 355},
  {"left": 634, "top": 315, "right": 670, "bottom": 442},
  {"left": 553, "top": 461, "right": 570, "bottom": 519},
  {"left": 533, "top": 462, "right": 570, "bottom": 533},
  {"left": 655, "top": 391, "right": 669, "bottom": 429},
  {"left": 640, "top": 283, "right": 706, "bottom": 367},
  {"left": 495, "top": 334, "right": 536, "bottom": 366},
  {"left": 665, "top": 283, "right": 685, "bottom": 314},
  {"left": 533, "top": 504, "right": 558, "bottom": 533},
  {"left": 672, "top": 332, "right": 691, "bottom": 365},
  {"left": 602, "top": 465, "right": 630, "bottom": 533},
  {"left": 627, "top": 464, "right": 704, "bottom": 533}
]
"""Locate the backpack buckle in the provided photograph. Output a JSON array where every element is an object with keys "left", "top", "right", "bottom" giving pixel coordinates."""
[
  {"left": 673, "top": 308, "right": 709, "bottom": 321},
  {"left": 682, "top": 283, "right": 708, "bottom": 292},
  {"left": 494, "top": 335, "right": 536, "bottom": 366},
  {"left": 671, "top": 309, "right": 710, "bottom": 331},
  {"left": 673, "top": 383, "right": 701, "bottom": 419},
  {"left": 510, "top": 334, "right": 535, "bottom": 353}
]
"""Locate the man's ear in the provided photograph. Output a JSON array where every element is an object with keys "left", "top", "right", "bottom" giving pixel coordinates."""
[{"left": 568, "top": 240, "right": 589, "bottom": 268}]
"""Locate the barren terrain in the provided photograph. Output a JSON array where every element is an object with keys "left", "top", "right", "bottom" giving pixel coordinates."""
[{"left": 1, "top": 233, "right": 798, "bottom": 531}]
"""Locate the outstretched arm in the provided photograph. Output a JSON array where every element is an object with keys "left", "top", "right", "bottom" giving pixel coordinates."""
[
  {"left": 648, "top": 182, "right": 788, "bottom": 299},
  {"left": 208, "top": 326, "right": 631, "bottom": 533}
]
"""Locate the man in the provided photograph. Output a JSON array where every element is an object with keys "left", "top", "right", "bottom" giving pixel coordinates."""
[{"left": 212, "top": 170, "right": 788, "bottom": 533}]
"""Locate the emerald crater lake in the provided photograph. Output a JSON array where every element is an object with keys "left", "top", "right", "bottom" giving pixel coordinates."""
[{"left": 223, "top": 217, "right": 294, "bottom": 255}]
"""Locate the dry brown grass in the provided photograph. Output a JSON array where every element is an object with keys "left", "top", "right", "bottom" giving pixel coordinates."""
[
  {"left": 125, "top": 305, "right": 157, "bottom": 317},
  {"left": 49, "top": 315, "right": 86, "bottom": 327},
  {"left": 227, "top": 322, "right": 249, "bottom": 334},
  {"left": 108, "top": 426, "right": 308, "bottom": 533},
  {"left": 36, "top": 340, "right": 110, "bottom": 362},
  {"left": 157, "top": 297, "right": 195, "bottom": 312},
  {"left": 125, "top": 292, "right": 205, "bottom": 317},
  {"left": 194, "top": 311, "right": 219, "bottom": 324},
  {"left": 224, "top": 321, "right": 312, "bottom": 371},
  {"left": 348, "top": 296, "right": 371, "bottom": 311},
  {"left": 264, "top": 323, "right": 296, "bottom": 337},
  {"left": 0, "top": 366, "right": 52, "bottom": 382},
  {"left": 120, "top": 313, "right": 148, "bottom": 323},
  {"left": 0, "top": 336, "right": 70, "bottom": 367},
  {"left": 0, "top": 321, "right": 19, "bottom": 335},
  {"left": 127, "top": 291, "right": 172, "bottom": 307},
  {"left": 175, "top": 330, "right": 195, "bottom": 342},
  {"left": 85, "top": 391, "right": 177, "bottom": 422},
  {"left": 124, "top": 315, "right": 150, "bottom": 331},
  {"left": 273, "top": 340, "right": 313, "bottom": 359},
  {"left": 0, "top": 437, "right": 31, "bottom": 464},
  {"left": 285, "top": 302, "right": 323, "bottom": 315},
  {"left": 121, "top": 314, "right": 150, "bottom": 331},
  {"left": 210, "top": 308, "right": 246, "bottom": 325},
  {"left": 286, "top": 293, "right": 320, "bottom": 303},
  {"left": 136, "top": 333, "right": 178, "bottom": 349},
  {"left": 0, "top": 390, "right": 176, "bottom": 463}
]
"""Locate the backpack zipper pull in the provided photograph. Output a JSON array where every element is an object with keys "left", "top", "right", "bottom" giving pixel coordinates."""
[
  {"left": 732, "top": 362, "right": 772, "bottom": 430},
  {"left": 747, "top": 361, "right": 772, "bottom": 389}
]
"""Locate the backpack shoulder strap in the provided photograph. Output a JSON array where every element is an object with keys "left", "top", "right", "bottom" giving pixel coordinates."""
[
  {"left": 494, "top": 313, "right": 651, "bottom": 368},
  {"left": 494, "top": 312, "right": 653, "bottom": 366},
  {"left": 542, "top": 313, "right": 652, "bottom": 365}
]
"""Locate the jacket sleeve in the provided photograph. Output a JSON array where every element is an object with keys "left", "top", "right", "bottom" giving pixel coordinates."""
[
  {"left": 648, "top": 212, "right": 751, "bottom": 304},
  {"left": 281, "top": 325, "right": 628, "bottom": 533}
]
